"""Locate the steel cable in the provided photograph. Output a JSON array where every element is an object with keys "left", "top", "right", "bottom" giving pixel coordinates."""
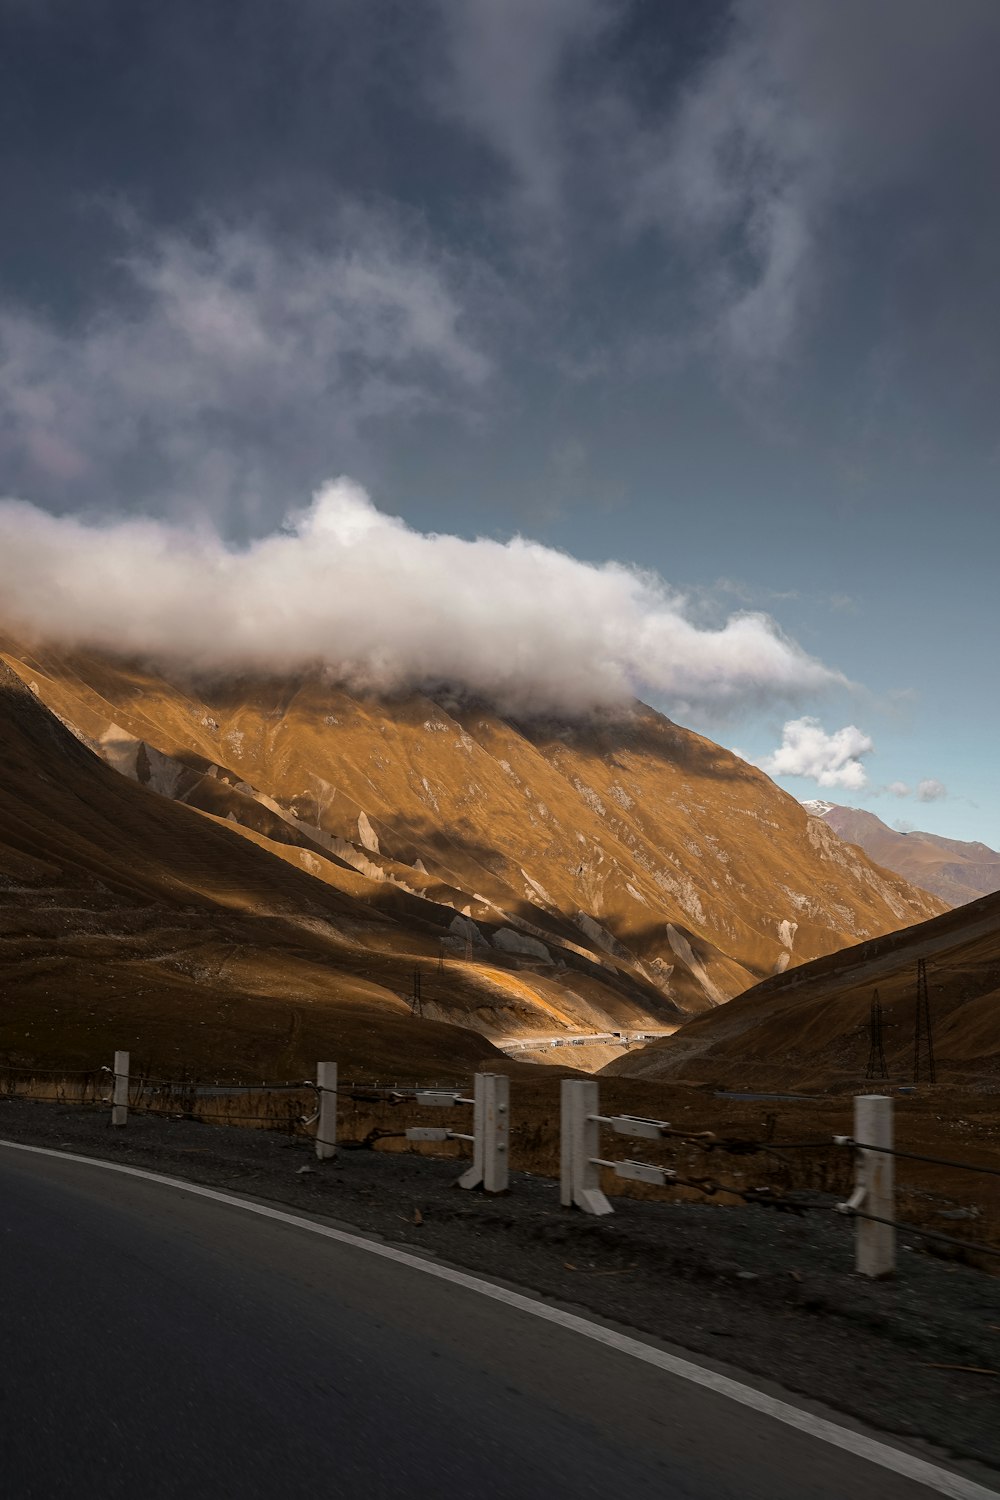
[
  {"left": 836, "top": 1138, "right": 1000, "bottom": 1178},
  {"left": 842, "top": 1208, "right": 1000, "bottom": 1260}
]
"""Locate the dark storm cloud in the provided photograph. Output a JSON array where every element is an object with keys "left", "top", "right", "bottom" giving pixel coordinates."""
[
  {"left": 0, "top": 209, "right": 492, "bottom": 527},
  {"left": 2, "top": 0, "right": 1000, "bottom": 526},
  {"left": 434, "top": 0, "right": 1000, "bottom": 382},
  {"left": 0, "top": 1, "right": 450, "bottom": 241},
  {"left": 627, "top": 0, "right": 1000, "bottom": 390}
]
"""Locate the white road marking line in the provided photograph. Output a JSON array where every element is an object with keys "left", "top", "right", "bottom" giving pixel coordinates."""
[{"left": 2, "top": 1138, "right": 996, "bottom": 1499}]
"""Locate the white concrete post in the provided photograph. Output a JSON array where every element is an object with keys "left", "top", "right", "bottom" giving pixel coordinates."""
[
  {"left": 112, "top": 1050, "right": 129, "bottom": 1127},
  {"left": 316, "top": 1061, "right": 337, "bottom": 1160},
  {"left": 560, "top": 1079, "right": 612, "bottom": 1215},
  {"left": 855, "top": 1094, "right": 895, "bottom": 1278},
  {"left": 458, "top": 1073, "right": 509, "bottom": 1192}
]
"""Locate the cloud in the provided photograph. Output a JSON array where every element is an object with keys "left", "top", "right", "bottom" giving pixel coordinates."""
[
  {"left": 0, "top": 479, "right": 845, "bottom": 718},
  {"left": 422, "top": 0, "right": 1000, "bottom": 428},
  {"left": 0, "top": 215, "right": 490, "bottom": 528},
  {"left": 893, "top": 820, "right": 915, "bottom": 834},
  {"left": 625, "top": 0, "right": 1000, "bottom": 376},
  {"left": 755, "top": 716, "right": 873, "bottom": 790},
  {"left": 882, "top": 777, "right": 947, "bottom": 802},
  {"left": 431, "top": 0, "right": 614, "bottom": 215}
]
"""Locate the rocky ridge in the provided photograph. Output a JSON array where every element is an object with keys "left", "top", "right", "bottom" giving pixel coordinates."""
[{"left": 807, "top": 802, "right": 1000, "bottom": 909}]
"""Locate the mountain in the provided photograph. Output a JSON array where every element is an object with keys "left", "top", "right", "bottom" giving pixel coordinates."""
[
  {"left": 807, "top": 803, "right": 1000, "bottom": 908},
  {"left": 603, "top": 889, "right": 1000, "bottom": 1086},
  {"left": 0, "top": 657, "right": 528, "bottom": 1079},
  {"left": 0, "top": 635, "right": 943, "bottom": 1075}
]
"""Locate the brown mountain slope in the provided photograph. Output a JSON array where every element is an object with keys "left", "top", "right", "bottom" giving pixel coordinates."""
[
  {"left": 0, "top": 658, "right": 664, "bottom": 1077},
  {"left": 603, "top": 890, "right": 1000, "bottom": 1087},
  {"left": 807, "top": 802, "right": 1000, "bottom": 908},
  {"left": 1, "top": 638, "right": 942, "bottom": 1064}
]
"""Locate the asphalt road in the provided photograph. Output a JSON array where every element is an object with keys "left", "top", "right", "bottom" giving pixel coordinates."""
[{"left": 0, "top": 1147, "right": 993, "bottom": 1500}]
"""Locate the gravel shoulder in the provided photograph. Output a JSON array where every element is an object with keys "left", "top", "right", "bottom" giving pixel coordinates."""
[{"left": 2, "top": 1096, "right": 998, "bottom": 1475}]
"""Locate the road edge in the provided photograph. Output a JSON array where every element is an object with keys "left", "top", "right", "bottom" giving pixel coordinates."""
[{"left": 3, "top": 1136, "right": 997, "bottom": 1500}]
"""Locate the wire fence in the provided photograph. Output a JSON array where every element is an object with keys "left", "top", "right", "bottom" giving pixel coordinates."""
[
  {"left": 650, "top": 1127, "right": 1000, "bottom": 1257},
  {"left": 559, "top": 1082, "right": 1000, "bottom": 1273},
  {"left": 847, "top": 1209, "right": 1000, "bottom": 1262},
  {"left": 832, "top": 1137, "right": 1000, "bottom": 1179},
  {"left": 3, "top": 1055, "right": 998, "bottom": 1270},
  {"left": 0, "top": 1061, "right": 487, "bottom": 1162}
]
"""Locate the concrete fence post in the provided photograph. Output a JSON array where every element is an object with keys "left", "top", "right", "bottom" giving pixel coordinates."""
[
  {"left": 458, "top": 1073, "right": 509, "bottom": 1192},
  {"left": 112, "top": 1050, "right": 129, "bottom": 1127},
  {"left": 854, "top": 1094, "right": 895, "bottom": 1278},
  {"left": 560, "top": 1079, "right": 612, "bottom": 1215},
  {"left": 316, "top": 1061, "right": 337, "bottom": 1160}
]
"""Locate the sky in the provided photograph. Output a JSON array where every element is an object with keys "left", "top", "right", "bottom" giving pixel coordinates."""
[{"left": 1, "top": 1, "right": 998, "bottom": 844}]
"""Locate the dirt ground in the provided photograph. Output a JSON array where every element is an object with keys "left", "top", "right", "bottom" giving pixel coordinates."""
[
  {"left": 1, "top": 1093, "right": 998, "bottom": 1479},
  {"left": 6, "top": 1065, "right": 999, "bottom": 1253}
]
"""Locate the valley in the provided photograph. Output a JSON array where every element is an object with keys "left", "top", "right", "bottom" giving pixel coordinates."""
[
  {"left": 605, "top": 887, "right": 1000, "bottom": 1088},
  {"left": 0, "top": 635, "right": 946, "bottom": 1077}
]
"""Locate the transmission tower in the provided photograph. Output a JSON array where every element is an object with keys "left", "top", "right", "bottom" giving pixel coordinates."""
[
  {"left": 913, "top": 957, "right": 936, "bottom": 1084},
  {"left": 865, "top": 988, "right": 889, "bottom": 1080},
  {"left": 410, "top": 968, "right": 423, "bottom": 1017}
]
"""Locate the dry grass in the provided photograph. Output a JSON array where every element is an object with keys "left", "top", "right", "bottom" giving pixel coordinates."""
[{"left": 1, "top": 1069, "right": 107, "bottom": 1107}]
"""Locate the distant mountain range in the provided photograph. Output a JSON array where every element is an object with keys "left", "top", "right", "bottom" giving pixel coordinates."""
[{"left": 801, "top": 802, "right": 1000, "bottom": 908}]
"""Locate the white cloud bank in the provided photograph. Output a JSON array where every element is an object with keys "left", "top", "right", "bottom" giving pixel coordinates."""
[
  {"left": 756, "top": 716, "right": 873, "bottom": 790},
  {"left": 0, "top": 479, "right": 844, "bottom": 718}
]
